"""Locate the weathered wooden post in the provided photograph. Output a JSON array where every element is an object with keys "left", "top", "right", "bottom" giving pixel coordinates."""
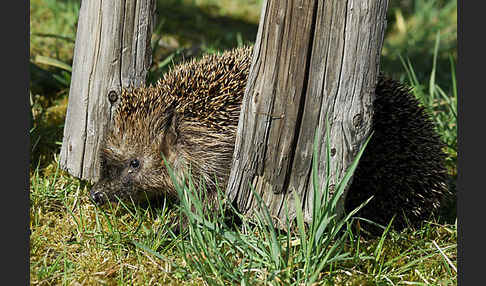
[
  {"left": 227, "top": 0, "right": 389, "bottom": 224},
  {"left": 60, "top": 0, "right": 156, "bottom": 181}
]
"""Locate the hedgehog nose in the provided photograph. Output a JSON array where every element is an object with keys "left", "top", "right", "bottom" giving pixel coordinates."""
[{"left": 90, "top": 190, "right": 106, "bottom": 205}]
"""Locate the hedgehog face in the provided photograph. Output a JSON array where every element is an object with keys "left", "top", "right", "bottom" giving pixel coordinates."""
[
  {"left": 90, "top": 155, "right": 148, "bottom": 205},
  {"left": 90, "top": 149, "right": 163, "bottom": 205},
  {"left": 89, "top": 116, "right": 182, "bottom": 206}
]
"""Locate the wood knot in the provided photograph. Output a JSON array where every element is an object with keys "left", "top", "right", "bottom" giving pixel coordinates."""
[
  {"left": 353, "top": 113, "right": 362, "bottom": 128},
  {"left": 329, "top": 184, "right": 336, "bottom": 194},
  {"left": 108, "top": 90, "right": 118, "bottom": 104},
  {"left": 253, "top": 92, "right": 259, "bottom": 104},
  {"left": 330, "top": 148, "right": 336, "bottom": 157}
]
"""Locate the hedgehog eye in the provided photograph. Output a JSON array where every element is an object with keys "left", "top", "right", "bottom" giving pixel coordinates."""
[{"left": 130, "top": 159, "right": 140, "bottom": 169}]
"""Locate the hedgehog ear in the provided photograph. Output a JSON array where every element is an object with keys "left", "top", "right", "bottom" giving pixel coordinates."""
[{"left": 159, "top": 113, "right": 179, "bottom": 162}]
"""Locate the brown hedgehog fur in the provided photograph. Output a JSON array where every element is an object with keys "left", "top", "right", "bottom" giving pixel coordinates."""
[
  {"left": 90, "top": 46, "right": 449, "bottom": 229},
  {"left": 91, "top": 47, "right": 251, "bottom": 205}
]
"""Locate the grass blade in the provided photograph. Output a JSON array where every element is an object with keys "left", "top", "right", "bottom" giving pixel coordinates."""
[{"left": 34, "top": 55, "right": 72, "bottom": 72}]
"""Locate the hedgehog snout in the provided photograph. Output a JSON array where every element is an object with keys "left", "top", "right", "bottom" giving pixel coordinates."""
[
  {"left": 90, "top": 190, "right": 106, "bottom": 205},
  {"left": 89, "top": 185, "right": 107, "bottom": 205}
]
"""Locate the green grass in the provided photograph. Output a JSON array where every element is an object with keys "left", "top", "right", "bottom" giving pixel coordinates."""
[
  {"left": 383, "top": 0, "right": 457, "bottom": 91},
  {"left": 30, "top": 0, "right": 457, "bottom": 284},
  {"left": 149, "top": 130, "right": 373, "bottom": 285}
]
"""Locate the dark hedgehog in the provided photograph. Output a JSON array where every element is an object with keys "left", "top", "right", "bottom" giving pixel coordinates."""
[
  {"left": 90, "top": 46, "right": 449, "bottom": 229},
  {"left": 345, "top": 77, "right": 448, "bottom": 229}
]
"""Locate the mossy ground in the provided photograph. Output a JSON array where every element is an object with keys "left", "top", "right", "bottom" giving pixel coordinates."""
[{"left": 30, "top": 0, "right": 457, "bottom": 284}]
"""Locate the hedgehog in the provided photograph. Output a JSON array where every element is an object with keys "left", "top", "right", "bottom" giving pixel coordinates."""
[
  {"left": 90, "top": 47, "right": 252, "bottom": 208},
  {"left": 89, "top": 46, "right": 449, "bottom": 229},
  {"left": 345, "top": 77, "right": 449, "bottom": 229}
]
